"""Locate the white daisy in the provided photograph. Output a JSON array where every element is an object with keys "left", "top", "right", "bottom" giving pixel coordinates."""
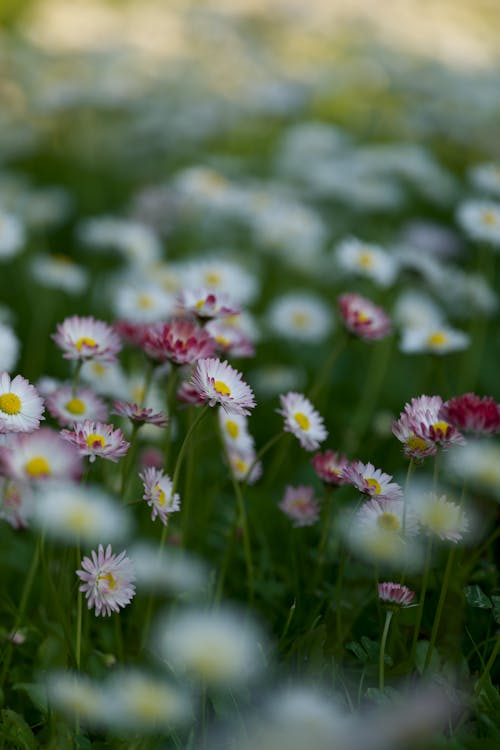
[
  {"left": 0, "top": 373, "right": 45, "bottom": 434},
  {"left": 469, "top": 162, "right": 500, "bottom": 198},
  {"left": 456, "top": 199, "right": 500, "bottom": 246},
  {"left": 112, "top": 281, "right": 176, "bottom": 324},
  {"left": 0, "top": 210, "right": 25, "bottom": 259},
  {"left": 0, "top": 322, "right": 19, "bottom": 373},
  {"left": 277, "top": 392, "right": 327, "bottom": 452},
  {"left": 189, "top": 358, "right": 256, "bottom": 415},
  {"left": 218, "top": 409, "right": 254, "bottom": 453},
  {"left": 266, "top": 292, "right": 332, "bottom": 343},
  {"left": 333, "top": 236, "right": 398, "bottom": 287},
  {"left": 400, "top": 326, "right": 470, "bottom": 355},
  {"left": 30, "top": 254, "right": 88, "bottom": 294},
  {"left": 393, "top": 290, "right": 444, "bottom": 331}
]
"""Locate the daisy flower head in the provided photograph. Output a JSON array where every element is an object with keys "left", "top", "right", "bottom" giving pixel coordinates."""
[
  {"left": 76, "top": 544, "right": 136, "bottom": 617},
  {"left": 338, "top": 293, "right": 392, "bottom": 341},
  {"left": 341, "top": 461, "right": 403, "bottom": 501},
  {"left": 0, "top": 322, "right": 19, "bottom": 373},
  {"left": 46, "top": 384, "right": 107, "bottom": 427},
  {"left": 378, "top": 582, "right": 416, "bottom": 608},
  {"left": 392, "top": 411, "right": 436, "bottom": 460},
  {"left": 139, "top": 467, "right": 180, "bottom": 525},
  {"left": 143, "top": 319, "right": 215, "bottom": 365},
  {"left": 445, "top": 440, "right": 500, "bottom": 500},
  {"left": 218, "top": 409, "right": 254, "bottom": 453},
  {"left": 440, "top": 393, "right": 500, "bottom": 436},
  {"left": 333, "top": 236, "right": 398, "bottom": 287},
  {"left": 0, "top": 209, "right": 25, "bottom": 260},
  {"left": 155, "top": 605, "right": 266, "bottom": 687},
  {"left": 205, "top": 319, "right": 255, "bottom": 358},
  {"left": 80, "top": 360, "right": 129, "bottom": 399},
  {"left": 30, "top": 253, "right": 88, "bottom": 294},
  {"left": 411, "top": 491, "right": 469, "bottom": 543},
  {"left": 112, "top": 282, "right": 176, "bottom": 324},
  {"left": 114, "top": 320, "right": 149, "bottom": 349},
  {"left": 102, "top": 670, "right": 192, "bottom": 733},
  {"left": 180, "top": 257, "right": 258, "bottom": 305},
  {"left": 129, "top": 542, "right": 208, "bottom": 596},
  {"left": 456, "top": 199, "right": 500, "bottom": 246},
  {"left": 60, "top": 420, "right": 130, "bottom": 463},
  {"left": 33, "top": 482, "right": 131, "bottom": 544},
  {"left": 177, "top": 287, "right": 240, "bottom": 320},
  {"left": 0, "top": 480, "right": 34, "bottom": 530},
  {"left": 393, "top": 290, "right": 445, "bottom": 332},
  {"left": 189, "top": 358, "right": 256, "bottom": 415},
  {"left": 112, "top": 400, "right": 168, "bottom": 428},
  {"left": 52, "top": 315, "right": 122, "bottom": 363},
  {"left": 403, "top": 394, "right": 465, "bottom": 449},
  {"left": 0, "top": 427, "right": 82, "bottom": 482},
  {"left": 400, "top": 326, "right": 470, "bottom": 355},
  {"left": 469, "top": 162, "right": 500, "bottom": 198},
  {"left": 0, "top": 372, "right": 45, "bottom": 434},
  {"left": 46, "top": 672, "right": 106, "bottom": 728},
  {"left": 226, "top": 447, "right": 262, "bottom": 485},
  {"left": 311, "top": 450, "right": 349, "bottom": 485},
  {"left": 266, "top": 292, "right": 332, "bottom": 343},
  {"left": 277, "top": 391, "right": 327, "bottom": 451},
  {"left": 279, "top": 485, "right": 320, "bottom": 527}
]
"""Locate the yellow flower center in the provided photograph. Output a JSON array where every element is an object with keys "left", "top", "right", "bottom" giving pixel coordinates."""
[
  {"left": 25, "top": 456, "right": 51, "bottom": 477},
  {"left": 137, "top": 294, "right": 153, "bottom": 309},
  {"left": 75, "top": 336, "right": 97, "bottom": 351},
  {"left": 132, "top": 386, "right": 145, "bottom": 403},
  {"left": 215, "top": 335, "right": 231, "bottom": 347},
  {"left": 0, "top": 392, "right": 21, "bottom": 415},
  {"left": 432, "top": 420, "right": 450, "bottom": 434},
  {"left": 92, "top": 363, "right": 107, "bottom": 376},
  {"left": 427, "top": 331, "right": 448, "bottom": 347},
  {"left": 294, "top": 412, "right": 310, "bottom": 430},
  {"left": 65, "top": 398, "right": 86, "bottom": 415},
  {"left": 214, "top": 380, "right": 231, "bottom": 396},
  {"left": 405, "top": 435, "right": 429, "bottom": 452},
  {"left": 154, "top": 485, "right": 166, "bottom": 506},
  {"left": 86, "top": 433, "right": 106, "bottom": 449},
  {"left": 356, "top": 311, "right": 370, "bottom": 323},
  {"left": 358, "top": 250, "right": 374, "bottom": 268},
  {"left": 226, "top": 420, "right": 239, "bottom": 439},
  {"left": 235, "top": 458, "right": 247, "bottom": 473},
  {"left": 195, "top": 299, "right": 206, "bottom": 309},
  {"left": 482, "top": 210, "right": 497, "bottom": 226},
  {"left": 365, "top": 477, "right": 382, "bottom": 494},
  {"left": 292, "top": 311, "right": 310, "bottom": 328},
  {"left": 205, "top": 272, "right": 220, "bottom": 286},
  {"left": 377, "top": 512, "right": 400, "bottom": 531},
  {"left": 98, "top": 572, "right": 116, "bottom": 589},
  {"left": 423, "top": 504, "right": 451, "bottom": 533},
  {"left": 65, "top": 506, "right": 92, "bottom": 533}
]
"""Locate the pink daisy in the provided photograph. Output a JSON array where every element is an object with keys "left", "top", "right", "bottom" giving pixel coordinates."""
[
  {"left": 0, "top": 427, "right": 82, "bottom": 482},
  {"left": 60, "top": 420, "right": 130, "bottom": 463},
  {"left": 76, "top": 544, "right": 136, "bottom": 617},
  {"left": 440, "top": 393, "right": 500, "bottom": 436},
  {"left": 46, "top": 385, "right": 108, "bottom": 427},
  {"left": 139, "top": 467, "right": 180, "bottom": 525},
  {"left": 279, "top": 485, "right": 320, "bottom": 527},
  {"left": 392, "top": 411, "right": 436, "bottom": 459},
  {"left": 114, "top": 320, "right": 149, "bottom": 348},
  {"left": 341, "top": 460, "right": 403, "bottom": 501},
  {"left": 0, "top": 480, "right": 34, "bottom": 530},
  {"left": 0, "top": 373, "right": 45, "bottom": 435},
  {"left": 112, "top": 400, "right": 168, "bottom": 428},
  {"left": 143, "top": 319, "right": 215, "bottom": 365},
  {"left": 205, "top": 319, "right": 255, "bottom": 358},
  {"left": 189, "top": 358, "right": 256, "bottom": 415},
  {"left": 378, "top": 582, "right": 416, "bottom": 608},
  {"left": 277, "top": 392, "right": 327, "bottom": 452},
  {"left": 52, "top": 315, "right": 122, "bottom": 362},
  {"left": 311, "top": 450, "right": 349, "bottom": 485},
  {"left": 177, "top": 288, "right": 240, "bottom": 319},
  {"left": 399, "top": 395, "right": 465, "bottom": 451},
  {"left": 338, "top": 293, "right": 392, "bottom": 341}
]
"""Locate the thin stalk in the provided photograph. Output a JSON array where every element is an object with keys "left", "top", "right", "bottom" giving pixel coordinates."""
[
  {"left": 335, "top": 547, "right": 346, "bottom": 645},
  {"left": 402, "top": 458, "right": 415, "bottom": 537},
  {"left": 164, "top": 368, "right": 179, "bottom": 471},
  {"left": 410, "top": 537, "right": 433, "bottom": 667},
  {"left": 75, "top": 543, "right": 82, "bottom": 671},
  {"left": 244, "top": 431, "right": 283, "bottom": 485},
  {"left": 120, "top": 422, "right": 140, "bottom": 500},
  {"left": 424, "top": 545, "right": 456, "bottom": 671},
  {"left": 379, "top": 609, "right": 394, "bottom": 691},
  {"left": 477, "top": 633, "right": 500, "bottom": 692},
  {"left": 308, "top": 333, "right": 347, "bottom": 401},
  {"left": 313, "top": 487, "right": 335, "bottom": 588},
  {"left": 72, "top": 361, "right": 83, "bottom": 398}
]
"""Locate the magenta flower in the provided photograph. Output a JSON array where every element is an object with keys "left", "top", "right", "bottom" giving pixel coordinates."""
[
  {"left": 112, "top": 400, "right": 168, "bottom": 428},
  {"left": 440, "top": 393, "right": 500, "bottom": 435},
  {"left": 378, "top": 582, "right": 416, "bottom": 608},
  {"left": 338, "top": 293, "right": 392, "bottom": 341},
  {"left": 311, "top": 450, "right": 349, "bottom": 485},
  {"left": 143, "top": 319, "right": 215, "bottom": 365},
  {"left": 279, "top": 485, "right": 320, "bottom": 527},
  {"left": 341, "top": 460, "right": 403, "bottom": 501}
]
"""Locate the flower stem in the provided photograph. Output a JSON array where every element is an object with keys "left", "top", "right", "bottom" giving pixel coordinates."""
[
  {"left": 120, "top": 422, "right": 140, "bottom": 501},
  {"left": 308, "top": 333, "right": 347, "bottom": 401},
  {"left": 72, "top": 361, "right": 83, "bottom": 398},
  {"left": 379, "top": 609, "right": 394, "bottom": 691},
  {"left": 75, "top": 544, "right": 82, "bottom": 671},
  {"left": 477, "top": 632, "right": 500, "bottom": 692},
  {"left": 244, "top": 431, "right": 283, "bottom": 485},
  {"left": 410, "top": 536, "right": 433, "bottom": 667},
  {"left": 424, "top": 544, "right": 456, "bottom": 671}
]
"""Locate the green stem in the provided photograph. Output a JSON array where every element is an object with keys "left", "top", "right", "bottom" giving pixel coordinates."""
[
  {"left": 244, "top": 431, "right": 283, "bottom": 485},
  {"left": 164, "top": 368, "right": 179, "bottom": 471},
  {"left": 314, "top": 487, "right": 335, "bottom": 587},
  {"left": 0, "top": 536, "right": 41, "bottom": 689},
  {"left": 379, "top": 609, "right": 394, "bottom": 691},
  {"left": 410, "top": 536, "right": 433, "bottom": 667},
  {"left": 308, "top": 333, "right": 347, "bottom": 401},
  {"left": 424, "top": 544, "right": 456, "bottom": 671},
  {"left": 75, "top": 544, "right": 82, "bottom": 671},
  {"left": 477, "top": 632, "right": 500, "bottom": 691},
  {"left": 72, "top": 361, "right": 83, "bottom": 398},
  {"left": 120, "top": 423, "right": 140, "bottom": 500},
  {"left": 335, "top": 546, "right": 346, "bottom": 646}
]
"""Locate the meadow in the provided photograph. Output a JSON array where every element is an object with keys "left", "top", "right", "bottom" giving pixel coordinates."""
[{"left": 1, "top": 2, "right": 500, "bottom": 748}]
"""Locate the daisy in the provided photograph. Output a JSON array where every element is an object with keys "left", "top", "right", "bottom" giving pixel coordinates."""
[
  {"left": 30, "top": 253, "right": 88, "bottom": 294},
  {"left": 0, "top": 372, "right": 45, "bottom": 434},
  {"left": 440, "top": 393, "right": 500, "bottom": 435},
  {"left": 277, "top": 391, "right": 327, "bottom": 451},
  {"left": 378, "top": 582, "right": 416, "bottom": 608},
  {"left": 400, "top": 326, "right": 470, "bottom": 355},
  {"left": 279, "top": 485, "right": 320, "bottom": 527},
  {"left": 338, "top": 293, "right": 392, "bottom": 341},
  {"left": 189, "top": 358, "right": 256, "bottom": 415},
  {"left": 46, "top": 385, "right": 108, "bottom": 427},
  {"left": 218, "top": 409, "right": 254, "bottom": 454},
  {"left": 311, "top": 450, "right": 349, "bottom": 485},
  {"left": 112, "top": 400, "right": 168, "bottom": 428},
  {"left": 155, "top": 605, "right": 265, "bottom": 686},
  {"left": 177, "top": 288, "right": 240, "bottom": 319},
  {"left": 226, "top": 448, "right": 262, "bottom": 484},
  {"left": 469, "top": 162, "right": 500, "bottom": 198},
  {"left": 129, "top": 542, "right": 207, "bottom": 595},
  {"left": 402, "top": 395, "right": 465, "bottom": 449},
  {"left": 0, "top": 322, "right": 19, "bottom": 373},
  {"left": 411, "top": 492, "right": 469, "bottom": 542},
  {"left": 392, "top": 290, "right": 444, "bottom": 332},
  {"left": 0, "top": 479, "right": 34, "bottom": 530},
  {"left": 392, "top": 411, "right": 436, "bottom": 459},
  {"left": 456, "top": 199, "right": 500, "bottom": 246},
  {"left": 445, "top": 441, "right": 500, "bottom": 501},
  {"left": 114, "top": 320, "right": 149, "bottom": 349},
  {"left": 205, "top": 319, "right": 255, "bottom": 358},
  {"left": 139, "top": 467, "right": 180, "bottom": 525},
  {"left": 80, "top": 360, "right": 129, "bottom": 399},
  {"left": 341, "top": 461, "right": 403, "bottom": 501},
  {"left": 143, "top": 319, "right": 215, "bottom": 365},
  {"left": 333, "top": 236, "right": 398, "bottom": 287},
  {"left": 76, "top": 544, "right": 136, "bottom": 617},
  {"left": 60, "top": 420, "right": 130, "bottom": 463},
  {"left": 0, "top": 209, "right": 25, "bottom": 259},
  {"left": 112, "top": 282, "right": 176, "bottom": 324},
  {"left": 266, "top": 292, "right": 332, "bottom": 343},
  {"left": 52, "top": 315, "right": 122, "bottom": 363},
  {"left": 0, "top": 427, "right": 82, "bottom": 482},
  {"left": 46, "top": 673, "right": 106, "bottom": 728},
  {"left": 33, "top": 482, "right": 131, "bottom": 543},
  {"left": 180, "top": 257, "right": 258, "bottom": 305}
]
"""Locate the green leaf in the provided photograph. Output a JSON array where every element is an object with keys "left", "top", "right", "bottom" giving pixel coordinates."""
[
  {"left": 13, "top": 682, "right": 48, "bottom": 714},
  {"left": 415, "top": 640, "right": 440, "bottom": 675},
  {"left": 346, "top": 641, "right": 368, "bottom": 663},
  {"left": 491, "top": 595, "right": 500, "bottom": 624},
  {"left": 0, "top": 709, "right": 36, "bottom": 750},
  {"left": 464, "top": 585, "right": 492, "bottom": 609}
]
